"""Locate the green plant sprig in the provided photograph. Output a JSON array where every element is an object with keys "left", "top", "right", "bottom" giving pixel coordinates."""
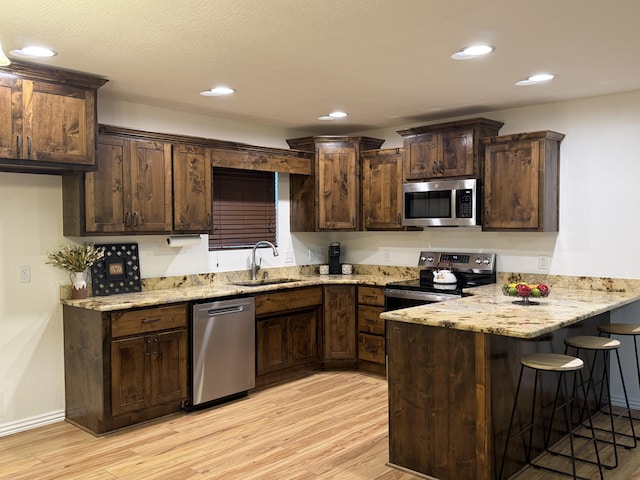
[{"left": 47, "top": 244, "right": 105, "bottom": 273}]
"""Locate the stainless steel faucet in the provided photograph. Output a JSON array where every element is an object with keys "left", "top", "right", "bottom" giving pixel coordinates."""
[{"left": 251, "top": 241, "right": 279, "bottom": 280}]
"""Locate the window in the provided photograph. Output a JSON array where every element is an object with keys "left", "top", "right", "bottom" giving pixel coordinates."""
[{"left": 209, "top": 167, "right": 277, "bottom": 249}]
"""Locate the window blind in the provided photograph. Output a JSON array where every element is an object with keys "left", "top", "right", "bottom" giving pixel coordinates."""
[{"left": 209, "top": 167, "right": 276, "bottom": 249}]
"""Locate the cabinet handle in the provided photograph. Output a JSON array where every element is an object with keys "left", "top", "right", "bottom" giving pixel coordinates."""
[
  {"left": 432, "top": 161, "right": 437, "bottom": 174},
  {"left": 125, "top": 212, "right": 132, "bottom": 227},
  {"left": 365, "top": 318, "right": 377, "bottom": 323},
  {"left": 145, "top": 339, "right": 152, "bottom": 357},
  {"left": 207, "top": 213, "right": 212, "bottom": 227},
  {"left": 398, "top": 213, "right": 401, "bottom": 225},
  {"left": 365, "top": 344, "right": 379, "bottom": 353},
  {"left": 153, "top": 337, "right": 159, "bottom": 356},
  {"left": 362, "top": 294, "right": 377, "bottom": 299},
  {"left": 141, "top": 317, "right": 161, "bottom": 324},
  {"left": 133, "top": 212, "right": 139, "bottom": 227},
  {"left": 438, "top": 161, "right": 444, "bottom": 174},
  {"left": 17, "top": 135, "right": 22, "bottom": 156},
  {"left": 27, "top": 136, "right": 32, "bottom": 155}
]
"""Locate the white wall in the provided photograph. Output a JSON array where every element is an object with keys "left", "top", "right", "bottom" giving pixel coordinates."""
[{"left": 2, "top": 90, "right": 640, "bottom": 433}]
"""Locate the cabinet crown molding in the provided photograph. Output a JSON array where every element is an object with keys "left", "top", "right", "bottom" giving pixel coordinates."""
[{"left": 396, "top": 117, "right": 505, "bottom": 137}]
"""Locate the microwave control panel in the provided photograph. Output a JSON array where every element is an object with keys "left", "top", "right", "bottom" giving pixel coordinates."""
[{"left": 455, "top": 189, "right": 474, "bottom": 218}]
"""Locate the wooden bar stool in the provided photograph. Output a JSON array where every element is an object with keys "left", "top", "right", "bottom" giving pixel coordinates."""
[
  {"left": 563, "top": 335, "right": 637, "bottom": 469},
  {"left": 498, "top": 353, "right": 603, "bottom": 480},
  {"left": 598, "top": 323, "right": 640, "bottom": 427}
]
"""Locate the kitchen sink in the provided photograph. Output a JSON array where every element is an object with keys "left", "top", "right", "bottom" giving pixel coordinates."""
[{"left": 231, "top": 278, "right": 301, "bottom": 287}]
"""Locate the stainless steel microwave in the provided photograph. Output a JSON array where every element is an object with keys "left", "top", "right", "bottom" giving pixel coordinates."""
[{"left": 402, "top": 178, "right": 480, "bottom": 227}]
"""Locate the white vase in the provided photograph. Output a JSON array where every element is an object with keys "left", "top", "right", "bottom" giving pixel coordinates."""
[{"left": 70, "top": 270, "right": 88, "bottom": 299}]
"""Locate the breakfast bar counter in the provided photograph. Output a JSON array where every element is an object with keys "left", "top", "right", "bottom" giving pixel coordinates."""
[{"left": 381, "top": 284, "right": 640, "bottom": 480}]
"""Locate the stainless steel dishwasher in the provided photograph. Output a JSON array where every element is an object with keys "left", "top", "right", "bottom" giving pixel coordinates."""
[{"left": 190, "top": 297, "right": 255, "bottom": 408}]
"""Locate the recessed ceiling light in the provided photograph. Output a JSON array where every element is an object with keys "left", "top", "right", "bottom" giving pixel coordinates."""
[
  {"left": 200, "top": 86, "right": 235, "bottom": 96},
  {"left": 451, "top": 44, "right": 494, "bottom": 60},
  {"left": 318, "top": 115, "right": 335, "bottom": 121},
  {"left": 516, "top": 73, "right": 554, "bottom": 86},
  {"left": 328, "top": 111, "right": 348, "bottom": 118},
  {"left": 10, "top": 46, "right": 57, "bottom": 58}
]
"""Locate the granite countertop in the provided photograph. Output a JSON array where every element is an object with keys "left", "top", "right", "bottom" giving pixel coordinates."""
[
  {"left": 381, "top": 284, "right": 640, "bottom": 339},
  {"left": 61, "top": 273, "right": 403, "bottom": 312}
]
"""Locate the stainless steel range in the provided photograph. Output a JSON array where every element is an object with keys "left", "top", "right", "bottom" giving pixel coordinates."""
[{"left": 384, "top": 251, "right": 497, "bottom": 310}]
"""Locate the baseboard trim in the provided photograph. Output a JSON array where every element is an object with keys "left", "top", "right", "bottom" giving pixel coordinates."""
[{"left": 0, "top": 410, "right": 65, "bottom": 438}]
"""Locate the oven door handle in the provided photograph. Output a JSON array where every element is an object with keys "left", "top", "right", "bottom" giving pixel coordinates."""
[{"left": 384, "top": 288, "right": 457, "bottom": 303}]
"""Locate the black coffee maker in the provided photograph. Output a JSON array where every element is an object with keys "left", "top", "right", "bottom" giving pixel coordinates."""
[{"left": 328, "top": 242, "right": 341, "bottom": 274}]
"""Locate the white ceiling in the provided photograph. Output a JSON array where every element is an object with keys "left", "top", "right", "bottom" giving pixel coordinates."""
[{"left": 3, "top": 0, "right": 640, "bottom": 134}]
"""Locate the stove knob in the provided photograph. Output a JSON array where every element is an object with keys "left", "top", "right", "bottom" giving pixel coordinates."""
[
  {"left": 483, "top": 258, "right": 491, "bottom": 265},
  {"left": 475, "top": 258, "right": 482, "bottom": 264},
  {"left": 420, "top": 256, "right": 427, "bottom": 262},
  {"left": 426, "top": 256, "right": 434, "bottom": 263}
]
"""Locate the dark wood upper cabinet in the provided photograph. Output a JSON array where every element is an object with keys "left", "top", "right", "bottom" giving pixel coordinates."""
[
  {"left": 397, "top": 118, "right": 503, "bottom": 181},
  {"left": 63, "top": 134, "right": 173, "bottom": 235},
  {"left": 172, "top": 144, "right": 212, "bottom": 232},
  {"left": 0, "top": 62, "right": 107, "bottom": 173},
  {"left": 361, "top": 148, "right": 403, "bottom": 230},
  {"left": 481, "top": 131, "right": 564, "bottom": 231},
  {"left": 287, "top": 136, "right": 384, "bottom": 231}
]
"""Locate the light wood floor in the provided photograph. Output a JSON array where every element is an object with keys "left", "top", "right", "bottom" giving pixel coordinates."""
[{"left": 1, "top": 371, "right": 639, "bottom": 480}]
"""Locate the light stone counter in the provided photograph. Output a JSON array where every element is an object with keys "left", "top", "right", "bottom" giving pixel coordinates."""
[
  {"left": 381, "top": 283, "right": 640, "bottom": 338},
  {"left": 60, "top": 268, "right": 413, "bottom": 312}
]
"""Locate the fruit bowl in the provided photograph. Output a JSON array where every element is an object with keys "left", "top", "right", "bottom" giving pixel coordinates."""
[{"left": 502, "top": 282, "right": 550, "bottom": 305}]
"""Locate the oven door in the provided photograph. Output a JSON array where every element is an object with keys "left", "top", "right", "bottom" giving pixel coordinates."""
[{"left": 384, "top": 288, "right": 459, "bottom": 311}]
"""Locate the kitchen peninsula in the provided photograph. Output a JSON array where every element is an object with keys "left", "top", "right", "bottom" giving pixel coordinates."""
[{"left": 382, "top": 282, "right": 640, "bottom": 480}]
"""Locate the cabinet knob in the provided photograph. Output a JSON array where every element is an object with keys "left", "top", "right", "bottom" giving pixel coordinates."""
[{"left": 125, "top": 212, "right": 132, "bottom": 227}]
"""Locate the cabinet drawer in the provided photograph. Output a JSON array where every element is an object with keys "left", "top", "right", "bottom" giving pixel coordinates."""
[
  {"left": 358, "top": 286, "right": 385, "bottom": 306},
  {"left": 111, "top": 304, "right": 187, "bottom": 338},
  {"left": 358, "top": 333, "right": 385, "bottom": 364},
  {"left": 255, "top": 287, "right": 322, "bottom": 316},
  {"left": 358, "top": 305, "right": 385, "bottom": 335}
]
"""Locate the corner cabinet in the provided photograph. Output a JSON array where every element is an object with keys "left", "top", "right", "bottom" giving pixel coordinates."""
[
  {"left": 481, "top": 131, "right": 565, "bottom": 231},
  {"left": 323, "top": 285, "right": 357, "bottom": 368},
  {"left": 361, "top": 148, "right": 403, "bottom": 230},
  {"left": 397, "top": 118, "right": 503, "bottom": 181},
  {"left": 62, "top": 133, "right": 173, "bottom": 235},
  {"left": 63, "top": 303, "right": 188, "bottom": 435},
  {"left": 0, "top": 61, "right": 107, "bottom": 172},
  {"left": 287, "top": 136, "right": 384, "bottom": 231}
]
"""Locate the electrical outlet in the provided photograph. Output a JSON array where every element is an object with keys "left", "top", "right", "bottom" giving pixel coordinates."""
[
  {"left": 284, "top": 250, "right": 294, "bottom": 264},
  {"left": 538, "top": 256, "right": 548, "bottom": 270},
  {"left": 19, "top": 265, "right": 31, "bottom": 283},
  {"left": 383, "top": 249, "right": 392, "bottom": 263}
]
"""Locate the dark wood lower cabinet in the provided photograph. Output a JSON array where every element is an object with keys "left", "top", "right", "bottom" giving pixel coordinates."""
[
  {"left": 323, "top": 285, "right": 357, "bottom": 368},
  {"left": 63, "top": 303, "right": 188, "bottom": 435},
  {"left": 255, "top": 287, "right": 323, "bottom": 387}
]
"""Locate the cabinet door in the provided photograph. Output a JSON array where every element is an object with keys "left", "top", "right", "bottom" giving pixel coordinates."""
[
  {"left": 0, "top": 76, "right": 19, "bottom": 159},
  {"left": 172, "top": 144, "right": 212, "bottom": 232},
  {"left": 85, "top": 135, "right": 128, "bottom": 233},
  {"left": 440, "top": 129, "right": 474, "bottom": 177},
  {"left": 483, "top": 140, "right": 540, "bottom": 230},
  {"left": 150, "top": 330, "right": 187, "bottom": 406},
  {"left": 362, "top": 150, "right": 403, "bottom": 230},
  {"left": 317, "top": 146, "right": 358, "bottom": 230},
  {"left": 323, "top": 286, "right": 357, "bottom": 361},
  {"left": 111, "top": 335, "right": 150, "bottom": 416},
  {"left": 129, "top": 140, "right": 173, "bottom": 232},
  {"left": 256, "top": 317, "right": 288, "bottom": 375},
  {"left": 403, "top": 134, "right": 439, "bottom": 180},
  {"left": 289, "top": 310, "right": 318, "bottom": 366},
  {"left": 22, "top": 79, "right": 96, "bottom": 165}
]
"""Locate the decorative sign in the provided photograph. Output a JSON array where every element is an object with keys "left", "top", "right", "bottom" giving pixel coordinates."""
[{"left": 91, "top": 243, "right": 141, "bottom": 296}]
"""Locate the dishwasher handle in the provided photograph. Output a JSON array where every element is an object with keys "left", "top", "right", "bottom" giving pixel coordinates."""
[{"left": 206, "top": 305, "right": 245, "bottom": 316}]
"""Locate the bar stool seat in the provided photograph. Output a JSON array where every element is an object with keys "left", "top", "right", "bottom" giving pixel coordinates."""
[
  {"left": 563, "top": 335, "right": 637, "bottom": 469},
  {"left": 498, "top": 352, "right": 603, "bottom": 480}
]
